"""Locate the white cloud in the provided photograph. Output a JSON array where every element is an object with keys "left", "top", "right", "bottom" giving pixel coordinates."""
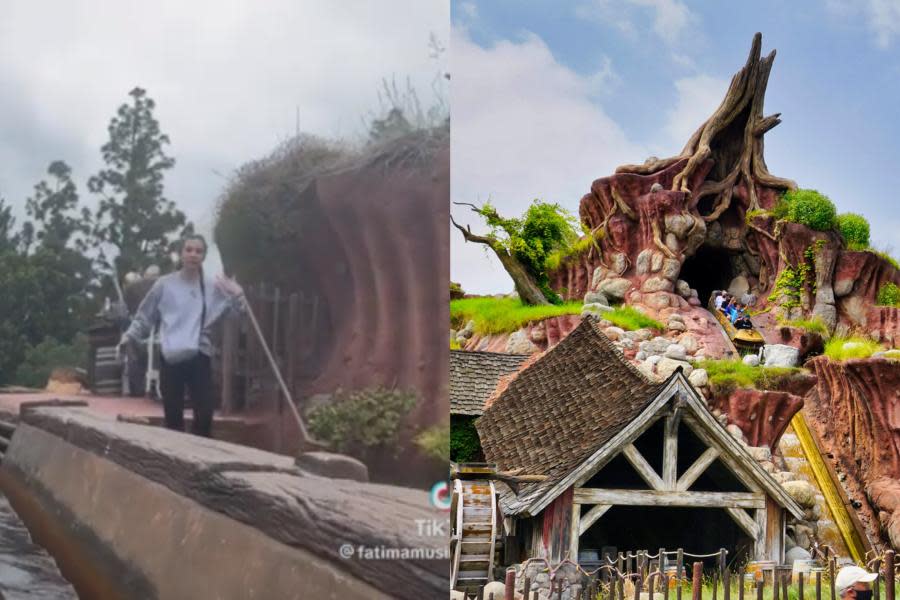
[
  {"left": 450, "top": 29, "right": 648, "bottom": 295},
  {"left": 575, "top": 0, "right": 695, "bottom": 47},
  {"left": 0, "top": 0, "right": 448, "bottom": 274},
  {"left": 460, "top": 2, "right": 478, "bottom": 19},
  {"left": 827, "top": 0, "right": 900, "bottom": 48},
  {"left": 662, "top": 75, "right": 729, "bottom": 153}
]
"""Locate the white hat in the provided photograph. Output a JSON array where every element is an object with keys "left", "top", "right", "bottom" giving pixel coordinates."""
[{"left": 835, "top": 566, "right": 878, "bottom": 594}]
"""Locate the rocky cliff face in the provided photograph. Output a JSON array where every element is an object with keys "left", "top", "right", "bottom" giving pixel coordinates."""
[{"left": 804, "top": 356, "right": 900, "bottom": 548}]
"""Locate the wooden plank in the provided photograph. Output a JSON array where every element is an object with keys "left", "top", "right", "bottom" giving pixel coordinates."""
[
  {"left": 725, "top": 507, "right": 758, "bottom": 539},
  {"left": 579, "top": 504, "right": 612, "bottom": 535},
  {"left": 681, "top": 415, "right": 763, "bottom": 494},
  {"left": 676, "top": 447, "right": 719, "bottom": 491},
  {"left": 663, "top": 410, "right": 680, "bottom": 489},
  {"left": 622, "top": 444, "right": 664, "bottom": 490},
  {"left": 573, "top": 488, "right": 765, "bottom": 509}
]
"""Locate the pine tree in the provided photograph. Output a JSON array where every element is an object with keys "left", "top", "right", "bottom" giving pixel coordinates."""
[{"left": 88, "top": 87, "right": 189, "bottom": 278}]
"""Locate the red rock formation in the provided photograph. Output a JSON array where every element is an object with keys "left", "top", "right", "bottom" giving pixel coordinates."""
[
  {"left": 544, "top": 34, "right": 899, "bottom": 340},
  {"left": 805, "top": 356, "right": 900, "bottom": 547},
  {"left": 463, "top": 315, "right": 583, "bottom": 353},
  {"left": 708, "top": 389, "right": 804, "bottom": 449}
]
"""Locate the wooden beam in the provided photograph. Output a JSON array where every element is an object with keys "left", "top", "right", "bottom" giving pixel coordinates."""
[
  {"left": 530, "top": 378, "right": 684, "bottom": 516},
  {"left": 569, "top": 502, "right": 581, "bottom": 560},
  {"left": 681, "top": 414, "right": 763, "bottom": 494},
  {"left": 725, "top": 507, "right": 759, "bottom": 539},
  {"left": 676, "top": 447, "right": 720, "bottom": 491},
  {"left": 663, "top": 409, "right": 681, "bottom": 489},
  {"left": 622, "top": 444, "right": 664, "bottom": 490},
  {"left": 754, "top": 507, "right": 767, "bottom": 560},
  {"left": 573, "top": 488, "right": 766, "bottom": 509},
  {"left": 579, "top": 504, "right": 613, "bottom": 536}
]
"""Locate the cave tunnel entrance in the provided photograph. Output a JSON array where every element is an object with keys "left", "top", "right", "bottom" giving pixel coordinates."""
[{"left": 679, "top": 246, "right": 737, "bottom": 307}]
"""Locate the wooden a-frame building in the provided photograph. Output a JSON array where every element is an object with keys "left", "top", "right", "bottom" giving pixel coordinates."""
[{"left": 475, "top": 318, "right": 803, "bottom": 566}]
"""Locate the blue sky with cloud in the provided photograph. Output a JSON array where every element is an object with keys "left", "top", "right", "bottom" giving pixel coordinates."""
[{"left": 450, "top": 0, "right": 900, "bottom": 294}]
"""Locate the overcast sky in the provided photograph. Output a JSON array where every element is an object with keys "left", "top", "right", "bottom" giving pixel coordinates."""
[
  {"left": 451, "top": 0, "right": 900, "bottom": 295},
  {"left": 0, "top": 0, "right": 448, "bottom": 276}
]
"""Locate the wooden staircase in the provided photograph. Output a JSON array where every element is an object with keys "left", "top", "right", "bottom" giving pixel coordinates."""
[{"left": 451, "top": 478, "right": 498, "bottom": 592}]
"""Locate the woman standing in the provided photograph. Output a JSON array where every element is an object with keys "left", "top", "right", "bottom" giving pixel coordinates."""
[{"left": 119, "top": 234, "right": 245, "bottom": 437}]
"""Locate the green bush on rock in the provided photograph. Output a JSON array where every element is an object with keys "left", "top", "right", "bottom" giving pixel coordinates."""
[
  {"left": 837, "top": 213, "right": 870, "bottom": 250},
  {"left": 781, "top": 189, "right": 837, "bottom": 231},
  {"left": 877, "top": 282, "right": 900, "bottom": 307}
]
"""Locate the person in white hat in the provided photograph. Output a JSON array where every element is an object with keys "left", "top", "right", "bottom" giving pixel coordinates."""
[{"left": 835, "top": 565, "right": 878, "bottom": 600}]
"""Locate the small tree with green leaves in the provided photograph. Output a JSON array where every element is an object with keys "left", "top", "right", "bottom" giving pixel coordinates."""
[
  {"left": 89, "top": 87, "right": 190, "bottom": 279},
  {"left": 451, "top": 200, "right": 579, "bottom": 305}
]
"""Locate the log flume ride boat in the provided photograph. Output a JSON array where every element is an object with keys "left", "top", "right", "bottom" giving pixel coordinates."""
[{"left": 708, "top": 292, "right": 765, "bottom": 355}]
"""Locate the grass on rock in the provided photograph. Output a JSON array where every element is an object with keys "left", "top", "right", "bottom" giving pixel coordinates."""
[
  {"left": 602, "top": 306, "right": 665, "bottom": 331},
  {"left": 696, "top": 359, "right": 801, "bottom": 391},
  {"left": 450, "top": 297, "right": 582, "bottom": 335},
  {"left": 778, "top": 317, "right": 829, "bottom": 336},
  {"left": 823, "top": 336, "right": 883, "bottom": 361}
]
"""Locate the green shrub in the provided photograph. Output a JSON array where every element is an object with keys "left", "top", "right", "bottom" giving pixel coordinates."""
[
  {"left": 877, "top": 282, "right": 900, "bottom": 307},
  {"left": 415, "top": 424, "right": 449, "bottom": 462},
  {"left": 823, "top": 337, "right": 883, "bottom": 361},
  {"left": 14, "top": 334, "right": 88, "bottom": 388},
  {"left": 450, "top": 281, "right": 465, "bottom": 300},
  {"left": 450, "top": 296, "right": 582, "bottom": 335},
  {"left": 837, "top": 213, "right": 870, "bottom": 250},
  {"left": 781, "top": 189, "right": 837, "bottom": 231},
  {"left": 602, "top": 306, "right": 665, "bottom": 331},
  {"left": 308, "top": 387, "right": 417, "bottom": 456},
  {"left": 696, "top": 359, "right": 801, "bottom": 392},
  {"left": 450, "top": 416, "right": 482, "bottom": 463}
]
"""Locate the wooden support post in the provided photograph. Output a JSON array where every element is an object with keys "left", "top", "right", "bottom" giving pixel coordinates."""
[
  {"left": 739, "top": 567, "right": 745, "bottom": 600},
  {"left": 723, "top": 568, "right": 730, "bottom": 600},
  {"left": 692, "top": 562, "right": 702, "bottom": 600},
  {"left": 830, "top": 558, "right": 836, "bottom": 600},
  {"left": 756, "top": 580, "right": 763, "bottom": 600},
  {"left": 753, "top": 508, "right": 766, "bottom": 560},
  {"left": 875, "top": 559, "right": 883, "bottom": 600},
  {"left": 816, "top": 570, "right": 822, "bottom": 600},
  {"left": 799, "top": 571, "right": 804, "bottom": 600},
  {"left": 569, "top": 502, "right": 581, "bottom": 561},
  {"left": 663, "top": 411, "right": 680, "bottom": 489}
]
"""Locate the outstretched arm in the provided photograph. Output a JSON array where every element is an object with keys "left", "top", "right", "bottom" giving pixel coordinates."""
[{"left": 122, "top": 279, "right": 163, "bottom": 344}]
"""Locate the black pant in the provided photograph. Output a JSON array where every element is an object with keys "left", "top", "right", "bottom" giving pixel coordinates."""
[{"left": 159, "top": 353, "right": 213, "bottom": 437}]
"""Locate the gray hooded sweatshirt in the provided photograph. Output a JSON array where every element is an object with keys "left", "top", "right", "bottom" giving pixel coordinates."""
[{"left": 124, "top": 271, "right": 244, "bottom": 363}]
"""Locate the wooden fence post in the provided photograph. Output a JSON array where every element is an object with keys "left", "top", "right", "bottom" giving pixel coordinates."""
[
  {"left": 505, "top": 568, "right": 516, "bottom": 600},
  {"left": 816, "top": 569, "right": 822, "bottom": 600},
  {"left": 887, "top": 550, "right": 896, "bottom": 600},
  {"left": 692, "top": 562, "right": 703, "bottom": 600},
  {"left": 756, "top": 580, "right": 763, "bottom": 600}
]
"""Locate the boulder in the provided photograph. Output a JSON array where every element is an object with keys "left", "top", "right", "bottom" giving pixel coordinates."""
[
  {"left": 640, "top": 337, "right": 671, "bottom": 356},
  {"left": 636, "top": 249, "right": 653, "bottom": 275},
  {"left": 665, "top": 232, "right": 679, "bottom": 252},
  {"left": 656, "top": 357, "right": 693, "bottom": 379},
  {"left": 635, "top": 351, "right": 648, "bottom": 361},
  {"left": 664, "top": 213, "right": 691, "bottom": 238},
  {"left": 598, "top": 277, "right": 632, "bottom": 301},
  {"left": 646, "top": 355, "right": 663, "bottom": 367},
  {"left": 506, "top": 330, "right": 539, "bottom": 354},
  {"left": 644, "top": 292, "right": 671, "bottom": 309},
  {"left": 762, "top": 344, "right": 799, "bottom": 368},
  {"left": 668, "top": 313, "right": 684, "bottom": 323},
  {"left": 726, "top": 424, "right": 746, "bottom": 441},
  {"left": 842, "top": 295, "right": 868, "bottom": 326},
  {"left": 662, "top": 259, "right": 681, "bottom": 280},
  {"left": 743, "top": 354, "right": 760, "bottom": 367},
  {"left": 667, "top": 320, "right": 686, "bottom": 332},
  {"left": 665, "top": 344, "right": 687, "bottom": 361},
  {"left": 642, "top": 276, "right": 674, "bottom": 293},
  {"left": 632, "top": 329, "right": 654, "bottom": 342},
  {"left": 782, "top": 480, "right": 817, "bottom": 509},
  {"left": 591, "top": 267, "right": 606, "bottom": 291},
  {"left": 688, "top": 368, "right": 708, "bottom": 388},
  {"left": 604, "top": 326, "right": 626, "bottom": 341},
  {"left": 680, "top": 334, "right": 699, "bottom": 354},
  {"left": 651, "top": 252, "right": 664, "bottom": 273},
  {"left": 619, "top": 337, "right": 635, "bottom": 350},
  {"left": 529, "top": 325, "right": 547, "bottom": 343},
  {"left": 584, "top": 291, "right": 609, "bottom": 306},
  {"left": 675, "top": 279, "right": 692, "bottom": 298}
]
